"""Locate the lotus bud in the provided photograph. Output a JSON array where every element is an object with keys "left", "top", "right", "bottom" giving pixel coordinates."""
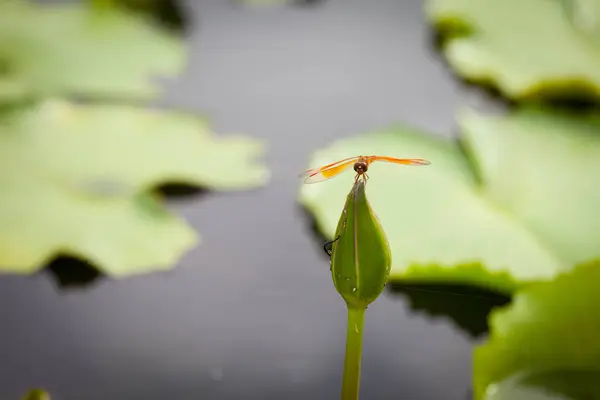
[{"left": 330, "top": 179, "right": 392, "bottom": 309}]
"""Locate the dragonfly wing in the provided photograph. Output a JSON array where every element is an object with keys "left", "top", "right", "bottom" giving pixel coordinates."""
[
  {"left": 371, "top": 156, "right": 431, "bottom": 166},
  {"left": 298, "top": 156, "right": 359, "bottom": 177},
  {"left": 301, "top": 159, "right": 356, "bottom": 184}
]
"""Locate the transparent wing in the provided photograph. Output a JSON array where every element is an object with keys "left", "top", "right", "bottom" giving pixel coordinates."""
[
  {"left": 299, "top": 156, "right": 359, "bottom": 178},
  {"left": 371, "top": 156, "right": 431, "bottom": 166},
  {"left": 299, "top": 157, "right": 359, "bottom": 184}
]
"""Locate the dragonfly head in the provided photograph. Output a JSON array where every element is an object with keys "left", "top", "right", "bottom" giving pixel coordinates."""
[{"left": 353, "top": 160, "right": 368, "bottom": 174}]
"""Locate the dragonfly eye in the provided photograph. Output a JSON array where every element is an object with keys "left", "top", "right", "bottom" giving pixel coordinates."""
[{"left": 354, "top": 161, "right": 368, "bottom": 174}]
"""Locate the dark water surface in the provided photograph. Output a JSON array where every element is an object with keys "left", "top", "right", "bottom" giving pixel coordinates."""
[{"left": 0, "top": 0, "right": 507, "bottom": 398}]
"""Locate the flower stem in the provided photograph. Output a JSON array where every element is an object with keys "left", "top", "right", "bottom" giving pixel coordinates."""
[{"left": 341, "top": 306, "right": 366, "bottom": 400}]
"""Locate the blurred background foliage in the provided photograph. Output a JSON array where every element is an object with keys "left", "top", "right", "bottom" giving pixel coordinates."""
[
  {"left": 20, "top": 389, "right": 50, "bottom": 400},
  {"left": 0, "top": 0, "right": 269, "bottom": 279}
]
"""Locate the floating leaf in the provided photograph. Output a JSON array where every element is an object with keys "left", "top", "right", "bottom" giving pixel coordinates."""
[
  {"left": 483, "top": 369, "right": 600, "bottom": 400},
  {"left": 0, "top": 99, "right": 269, "bottom": 277},
  {"left": 21, "top": 389, "right": 50, "bottom": 400},
  {"left": 460, "top": 107, "right": 600, "bottom": 269},
  {"left": 0, "top": 0, "right": 184, "bottom": 102},
  {"left": 474, "top": 262, "right": 600, "bottom": 400},
  {"left": 426, "top": 0, "right": 600, "bottom": 100},
  {"left": 89, "top": 0, "right": 187, "bottom": 32},
  {"left": 299, "top": 127, "right": 561, "bottom": 293}
]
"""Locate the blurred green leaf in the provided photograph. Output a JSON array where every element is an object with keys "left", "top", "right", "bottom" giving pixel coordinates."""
[
  {"left": 0, "top": 99, "right": 269, "bottom": 277},
  {"left": 88, "top": 0, "right": 187, "bottom": 32},
  {"left": 299, "top": 127, "right": 561, "bottom": 294},
  {"left": 483, "top": 369, "right": 600, "bottom": 400},
  {"left": 0, "top": 0, "right": 184, "bottom": 102},
  {"left": 460, "top": 107, "right": 600, "bottom": 269},
  {"left": 426, "top": 0, "right": 600, "bottom": 100},
  {"left": 474, "top": 262, "right": 600, "bottom": 400},
  {"left": 21, "top": 389, "right": 50, "bottom": 400}
]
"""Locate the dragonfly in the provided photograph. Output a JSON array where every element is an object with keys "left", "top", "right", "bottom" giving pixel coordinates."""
[{"left": 299, "top": 155, "right": 430, "bottom": 184}]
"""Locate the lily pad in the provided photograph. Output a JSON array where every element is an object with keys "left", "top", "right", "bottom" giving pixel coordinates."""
[
  {"left": 299, "top": 127, "right": 561, "bottom": 294},
  {"left": 474, "top": 262, "right": 600, "bottom": 400},
  {"left": 0, "top": 99, "right": 269, "bottom": 277},
  {"left": 21, "top": 389, "right": 50, "bottom": 400},
  {"left": 0, "top": 0, "right": 184, "bottom": 102},
  {"left": 90, "top": 0, "right": 187, "bottom": 32},
  {"left": 483, "top": 369, "right": 600, "bottom": 400},
  {"left": 425, "top": 0, "right": 600, "bottom": 100},
  {"left": 460, "top": 107, "right": 600, "bottom": 269}
]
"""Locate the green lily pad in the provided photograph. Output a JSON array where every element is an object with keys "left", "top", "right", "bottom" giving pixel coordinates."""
[
  {"left": 299, "top": 127, "right": 561, "bottom": 294},
  {"left": 425, "top": 0, "right": 600, "bottom": 100},
  {"left": 0, "top": 0, "right": 184, "bottom": 102},
  {"left": 0, "top": 99, "right": 269, "bottom": 277},
  {"left": 21, "top": 389, "right": 50, "bottom": 400},
  {"left": 474, "top": 262, "right": 600, "bottom": 400},
  {"left": 460, "top": 107, "right": 600, "bottom": 269},
  {"left": 89, "top": 0, "right": 187, "bottom": 32},
  {"left": 483, "top": 369, "right": 600, "bottom": 400}
]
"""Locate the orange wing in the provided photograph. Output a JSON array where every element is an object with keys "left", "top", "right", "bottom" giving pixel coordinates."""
[
  {"left": 299, "top": 156, "right": 360, "bottom": 184},
  {"left": 370, "top": 156, "right": 431, "bottom": 166}
]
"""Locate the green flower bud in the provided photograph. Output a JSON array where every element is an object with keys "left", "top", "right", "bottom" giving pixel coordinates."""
[{"left": 330, "top": 179, "right": 392, "bottom": 309}]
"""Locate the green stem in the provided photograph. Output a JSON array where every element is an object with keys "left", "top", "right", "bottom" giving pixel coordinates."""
[{"left": 341, "top": 306, "right": 366, "bottom": 400}]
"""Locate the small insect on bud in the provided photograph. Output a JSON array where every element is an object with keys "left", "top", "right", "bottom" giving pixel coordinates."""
[{"left": 329, "top": 178, "right": 392, "bottom": 309}]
